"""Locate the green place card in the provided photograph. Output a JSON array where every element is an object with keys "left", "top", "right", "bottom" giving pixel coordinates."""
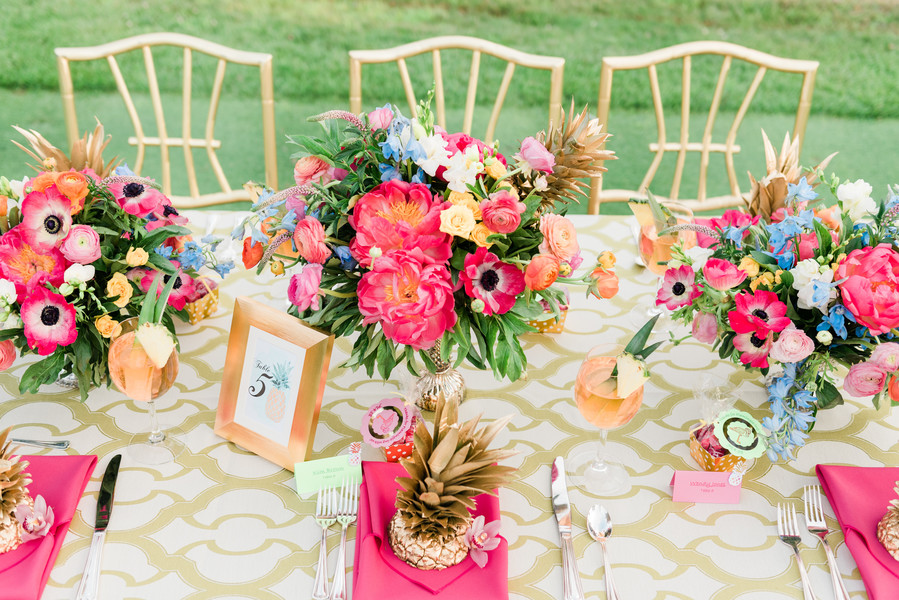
[{"left": 294, "top": 455, "right": 363, "bottom": 497}]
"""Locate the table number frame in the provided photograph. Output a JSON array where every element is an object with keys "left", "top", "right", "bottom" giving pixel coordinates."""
[{"left": 215, "top": 296, "right": 334, "bottom": 471}]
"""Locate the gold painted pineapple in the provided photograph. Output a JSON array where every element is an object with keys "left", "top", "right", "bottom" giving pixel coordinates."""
[
  {"left": 265, "top": 362, "right": 292, "bottom": 423},
  {"left": 877, "top": 480, "right": 899, "bottom": 560},
  {"left": 388, "top": 397, "right": 515, "bottom": 570},
  {"left": 0, "top": 428, "right": 31, "bottom": 554}
]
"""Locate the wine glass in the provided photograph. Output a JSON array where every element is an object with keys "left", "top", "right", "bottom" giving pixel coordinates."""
[
  {"left": 569, "top": 343, "right": 645, "bottom": 495},
  {"left": 637, "top": 201, "right": 696, "bottom": 275},
  {"left": 108, "top": 317, "right": 184, "bottom": 464}
]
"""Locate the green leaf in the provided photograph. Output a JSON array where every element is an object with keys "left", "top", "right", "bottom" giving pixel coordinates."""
[
  {"left": 813, "top": 219, "right": 834, "bottom": 255},
  {"left": 750, "top": 251, "right": 778, "bottom": 266},
  {"left": 18, "top": 353, "right": 67, "bottom": 395},
  {"left": 816, "top": 380, "right": 844, "bottom": 409},
  {"left": 154, "top": 271, "right": 180, "bottom": 322},
  {"left": 139, "top": 273, "right": 163, "bottom": 325},
  {"left": 147, "top": 252, "right": 178, "bottom": 274},
  {"left": 625, "top": 313, "right": 660, "bottom": 355}
]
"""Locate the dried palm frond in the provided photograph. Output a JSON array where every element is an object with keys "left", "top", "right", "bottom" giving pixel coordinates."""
[
  {"left": 531, "top": 100, "right": 616, "bottom": 210},
  {"left": 12, "top": 120, "right": 121, "bottom": 178},
  {"left": 743, "top": 130, "right": 836, "bottom": 222},
  {"left": 0, "top": 428, "right": 29, "bottom": 528}
]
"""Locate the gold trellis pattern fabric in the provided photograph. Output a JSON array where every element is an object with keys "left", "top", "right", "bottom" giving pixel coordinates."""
[{"left": 0, "top": 214, "right": 892, "bottom": 599}]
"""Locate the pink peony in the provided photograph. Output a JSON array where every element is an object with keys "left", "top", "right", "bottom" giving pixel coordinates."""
[
  {"left": 0, "top": 340, "right": 15, "bottom": 371},
  {"left": 293, "top": 217, "right": 332, "bottom": 264},
  {"left": 0, "top": 226, "right": 67, "bottom": 301},
  {"left": 728, "top": 290, "right": 791, "bottom": 336},
  {"left": 695, "top": 210, "right": 759, "bottom": 248},
  {"left": 459, "top": 247, "right": 525, "bottom": 315},
  {"left": 287, "top": 263, "right": 324, "bottom": 312},
  {"left": 835, "top": 244, "right": 899, "bottom": 335},
  {"left": 367, "top": 105, "right": 394, "bottom": 130},
  {"left": 108, "top": 180, "right": 166, "bottom": 216},
  {"left": 464, "top": 515, "right": 502, "bottom": 569},
  {"left": 656, "top": 265, "right": 702, "bottom": 310},
  {"left": 516, "top": 136, "right": 555, "bottom": 173},
  {"left": 769, "top": 324, "right": 815, "bottom": 363},
  {"left": 357, "top": 248, "right": 456, "bottom": 350},
  {"left": 20, "top": 186, "right": 73, "bottom": 250},
  {"left": 293, "top": 156, "right": 332, "bottom": 187},
  {"left": 538, "top": 213, "right": 579, "bottom": 262},
  {"left": 733, "top": 329, "right": 774, "bottom": 368},
  {"left": 60, "top": 224, "right": 101, "bottom": 264},
  {"left": 20, "top": 286, "right": 77, "bottom": 355},
  {"left": 870, "top": 342, "right": 899, "bottom": 372},
  {"left": 702, "top": 258, "right": 748, "bottom": 291},
  {"left": 349, "top": 180, "right": 450, "bottom": 267},
  {"left": 479, "top": 190, "right": 525, "bottom": 234},
  {"left": 844, "top": 362, "right": 888, "bottom": 397},
  {"left": 692, "top": 312, "right": 718, "bottom": 344}
]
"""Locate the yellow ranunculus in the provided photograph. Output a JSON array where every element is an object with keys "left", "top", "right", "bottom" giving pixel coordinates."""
[
  {"left": 106, "top": 272, "right": 133, "bottom": 308},
  {"left": 750, "top": 272, "right": 775, "bottom": 292},
  {"left": 126, "top": 246, "right": 149, "bottom": 267},
  {"left": 439, "top": 204, "right": 476, "bottom": 238},
  {"left": 738, "top": 256, "right": 760, "bottom": 278},
  {"left": 270, "top": 260, "right": 285, "bottom": 276},
  {"left": 597, "top": 251, "right": 616, "bottom": 270},
  {"left": 448, "top": 190, "right": 482, "bottom": 220},
  {"left": 469, "top": 223, "right": 495, "bottom": 248},
  {"left": 485, "top": 159, "right": 507, "bottom": 180},
  {"left": 95, "top": 314, "right": 122, "bottom": 339}
]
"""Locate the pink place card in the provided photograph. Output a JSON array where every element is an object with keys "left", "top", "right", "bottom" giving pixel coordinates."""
[{"left": 670, "top": 470, "right": 741, "bottom": 504}]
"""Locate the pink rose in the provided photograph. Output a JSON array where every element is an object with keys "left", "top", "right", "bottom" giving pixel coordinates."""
[
  {"left": 357, "top": 248, "right": 456, "bottom": 350},
  {"left": 480, "top": 190, "right": 525, "bottom": 234},
  {"left": 538, "top": 213, "right": 579, "bottom": 262},
  {"left": 844, "top": 362, "right": 888, "bottom": 397},
  {"left": 702, "top": 258, "right": 748, "bottom": 291},
  {"left": 287, "top": 263, "right": 324, "bottom": 312},
  {"left": 367, "top": 105, "right": 394, "bottom": 130},
  {"left": 0, "top": 340, "right": 15, "bottom": 371},
  {"left": 769, "top": 324, "right": 815, "bottom": 363},
  {"left": 692, "top": 312, "right": 718, "bottom": 344},
  {"left": 517, "top": 136, "right": 555, "bottom": 173},
  {"left": 293, "top": 217, "right": 332, "bottom": 264},
  {"left": 870, "top": 342, "right": 899, "bottom": 371},
  {"left": 836, "top": 244, "right": 899, "bottom": 335},
  {"left": 60, "top": 225, "right": 101, "bottom": 264},
  {"left": 293, "top": 156, "right": 332, "bottom": 187}
]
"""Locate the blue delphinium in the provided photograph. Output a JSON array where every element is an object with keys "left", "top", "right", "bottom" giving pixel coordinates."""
[
  {"left": 177, "top": 241, "right": 206, "bottom": 272},
  {"left": 213, "top": 261, "right": 235, "bottom": 278},
  {"left": 154, "top": 245, "right": 174, "bottom": 258},
  {"left": 379, "top": 163, "right": 401, "bottom": 182},
  {"left": 816, "top": 304, "right": 856, "bottom": 339},
  {"left": 763, "top": 363, "right": 815, "bottom": 461},
  {"left": 787, "top": 177, "right": 818, "bottom": 203},
  {"left": 334, "top": 246, "right": 357, "bottom": 271}
]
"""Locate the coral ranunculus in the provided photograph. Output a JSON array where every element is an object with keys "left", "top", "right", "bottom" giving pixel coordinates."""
[
  {"left": 480, "top": 190, "right": 525, "bottom": 234},
  {"left": 459, "top": 246, "right": 525, "bottom": 315},
  {"left": 844, "top": 362, "right": 888, "bottom": 397},
  {"left": 702, "top": 258, "right": 748, "bottom": 291},
  {"left": 524, "top": 254, "right": 560, "bottom": 291},
  {"left": 293, "top": 156, "right": 332, "bottom": 186},
  {"left": 293, "top": 217, "right": 332, "bottom": 264},
  {"left": 588, "top": 267, "right": 619, "bottom": 300},
  {"left": 287, "top": 263, "right": 324, "bottom": 312},
  {"left": 55, "top": 170, "right": 89, "bottom": 212},
  {"left": 0, "top": 339, "right": 15, "bottom": 371},
  {"left": 769, "top": 324, "right": 815, "bottom": 363},
  {"left": 20, "top": 286, "right": 78, "bottom": 355},
  {"left": 538, "top": 213, "right": 579, "bottom": 262},
  {"left": 835, "top": 243, "right": 899, "bottom": 335},
  {"left": 357, "top": 248, "right": 456, "bottom": 350}
]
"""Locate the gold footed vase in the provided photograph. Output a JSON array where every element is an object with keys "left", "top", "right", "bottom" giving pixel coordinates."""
[{"left": 414, "top": 341, "right": 465, "bottom": 412}]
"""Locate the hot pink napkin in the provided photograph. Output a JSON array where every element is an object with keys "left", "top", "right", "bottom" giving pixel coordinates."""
[
  {"left": 816, "top": 464, "right": 899, "bottom": 600},
  {"left": 0, "top": 454, "right": 98, "bottom": 600},
  {"left": 352, "top": 461, "right": 508, "bottom": 599}
]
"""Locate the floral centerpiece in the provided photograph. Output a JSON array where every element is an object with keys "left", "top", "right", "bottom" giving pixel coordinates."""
[
  {"left": 0, "top": 125, "right": 233, "bottom": 400},
  {"left": 659, "top": 159, "right": 899, "bottom": 460},
  {"left": 235, "top": 99, "right": 618, "bottom": 386}
]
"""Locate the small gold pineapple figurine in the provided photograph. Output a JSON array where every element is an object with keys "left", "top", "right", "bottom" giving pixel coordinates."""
[
  {"left": 877, "top": 481, "right": 899, "bottom": 560},
  {"left": 0, "top": 428, "right": 31, "bottom": 554}
]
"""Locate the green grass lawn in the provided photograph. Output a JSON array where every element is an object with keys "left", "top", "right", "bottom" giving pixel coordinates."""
[{"left": 3, "top": 0, "right": 898, "bottom": 214}]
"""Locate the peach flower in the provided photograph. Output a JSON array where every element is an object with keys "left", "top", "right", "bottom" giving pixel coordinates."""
[
  {"left": 538, "top": 213, "right": 579, "bottom": 262},
  {"left": 524, "top": 254, "right": 560, "bottom": 291}
]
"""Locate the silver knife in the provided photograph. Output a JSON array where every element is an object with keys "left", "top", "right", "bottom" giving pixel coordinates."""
[
  {"left": 76, "top": 454, "right": 122, "bottom": 600},
  {"left": 551, "top": 456, "right": 585, "bottom": 600}
]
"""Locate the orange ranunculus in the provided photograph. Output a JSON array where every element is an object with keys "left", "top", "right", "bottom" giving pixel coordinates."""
[
  {"left": 55, "top": 170, "right": 89, "bottom": 213},
  {"left": 0, "top": 195, "right": 7, "bottom": 218},
  {"left": 243, "top": 237, "right": 265, "bottom": 269},
  {"left": 889, "top": 376, "right": 899, "bottom": 405},
  {"left": 30, "top": 172, "right": 57, "bottom": 193},
  {"left": 589, "top": 267, "right": 619, "bottom": 299},
  {"left": 815, "top": 204, "right": 842, "bottom": 232},
  {"left": 524, "top": 254, "right": 560, "bottom": 291},
  {"left": 261, "top": 217, "right": 299, "bottom": 258}
]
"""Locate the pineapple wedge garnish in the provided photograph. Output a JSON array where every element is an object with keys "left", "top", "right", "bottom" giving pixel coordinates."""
[
  {"left": 616, "top": 352, "right": 648, "bottom": 398},
  {"left": 136, "top": 323, "right": 175, "bottom": 369}
]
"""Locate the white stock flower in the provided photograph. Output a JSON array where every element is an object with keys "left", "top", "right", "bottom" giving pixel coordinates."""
[
  {"left": 63, "top": 264, "right": 96, "bottom": 286},
  {"left": 443, "top": 147, "right": 483, "bottom": 193},
  {"left": 0, "top": 279, "right": 15, "bottom": 304},
  {"left": 411, "top": 119, "right": 427, "bottom": 140},
  {"left": 791, "top": 259, "right": 823, "bottom": 290},
  {"left": 2, "top": 313, "right": 22, "bottom": 329},
  {"left": 837, "top": 179, "right": 876, "bottom": 221},
  {"left": 796, "top": 269, "right": 835, "bottom": 313},
  {"left": 684, "top": 245, "right": 714, "bottom": 272},
  {"left": 416, "top": 134, "right": 451, "bottom": 176},
  {"left": 8, "top": 177, "right": 27, "bottom": 201}
]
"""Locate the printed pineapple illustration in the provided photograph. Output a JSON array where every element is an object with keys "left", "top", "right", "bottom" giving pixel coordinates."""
[
  {"left": 265, "top": 362, "right": 293, "bottom": 423},
  {"left": 388, "top": 397, "right": 515, "bottom": 570},
  {"left": 0, "top": 428, "right": 31, "bottom": 554},
  {"left": 877, "top": 480, "right": 899, "bottom": 560}
]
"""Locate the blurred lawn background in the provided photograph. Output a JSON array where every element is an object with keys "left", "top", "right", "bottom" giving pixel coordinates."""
[{"left": 2, "top": 0, "right": 899, "bottom": 214}]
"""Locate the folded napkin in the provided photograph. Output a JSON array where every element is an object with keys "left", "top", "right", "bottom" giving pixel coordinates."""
[
  {"left": 0, "top": 454, "right": 98, "bottom": 600},
  {"left": 816, "top": 464, "right": 899, "bottom": 600},
  {"left": 352, "top": 461, "right": 508, "bottom": 599}
]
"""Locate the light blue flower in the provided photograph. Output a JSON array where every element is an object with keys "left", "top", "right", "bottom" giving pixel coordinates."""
[
  {"left": 411, "top": 168, "right": 426, "bottom": 184},
  {"left": 249, "top": 227, "right": 269, "bottom": 246},
  {"left": 154, "top": 245, "right": 173, "bottom": 258},
  {"left": 276, "top": 209, "right": 299, "bottom": 234},
  {"left": 722, "top": 225, "right": 750, "bottom": 249},
  {"left": 334, "top": 246, "right": 357, "bottom": 270},
  {"left": 114, "top": 164, "right": 137, "bottom": 177},
  {"left": 379, "top": 163, "right": 401, "bottom": 182},
  {"left": 177, "top": 241, "right": 206, "bottom": 271},
  {"left": 787, "top": 177, "right": 818, "bottom": 203},
  {"left": 213, "top": 261, "right": 235, "bottom": 278},
  {"left": 817, "top": 304, "right": 856, "bottom": 339}
]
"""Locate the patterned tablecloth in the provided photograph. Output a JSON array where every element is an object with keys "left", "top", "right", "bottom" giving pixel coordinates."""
[{"left": 1, "top": 214, "right": 894, "bottom": 600}]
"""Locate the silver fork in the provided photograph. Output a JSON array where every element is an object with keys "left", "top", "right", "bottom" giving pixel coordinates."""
[
  {"left": 329, "top": 478, "right": 359, "bottom": 600},
  {"left": 312, "top": 485, "right": 336, "bottom": 600},
  {"left": 804, "top": 486, "right": 851, "bottom": 600},
  {"left": 777, "top": 503, "right": 818, "bottom": 600}
]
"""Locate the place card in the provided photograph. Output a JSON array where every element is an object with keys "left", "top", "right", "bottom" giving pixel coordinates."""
[
  {"left": 294, "top": 453, "right": 363, "bottom": 497},
  {"left": 670, "top": 470, "right": 741, "bottom": 504}
]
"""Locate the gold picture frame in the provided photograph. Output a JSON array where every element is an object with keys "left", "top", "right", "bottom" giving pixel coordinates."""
[{"left": 215, "top": 297, "right": 334, "bottom": 471}]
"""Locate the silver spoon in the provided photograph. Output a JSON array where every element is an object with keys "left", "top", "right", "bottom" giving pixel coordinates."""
[
  {"left": 587, "top": 504, "right": 621, "bottom": 600},
  {"left": 10, "top": 438, "right": 70, "bottom": 450}
]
